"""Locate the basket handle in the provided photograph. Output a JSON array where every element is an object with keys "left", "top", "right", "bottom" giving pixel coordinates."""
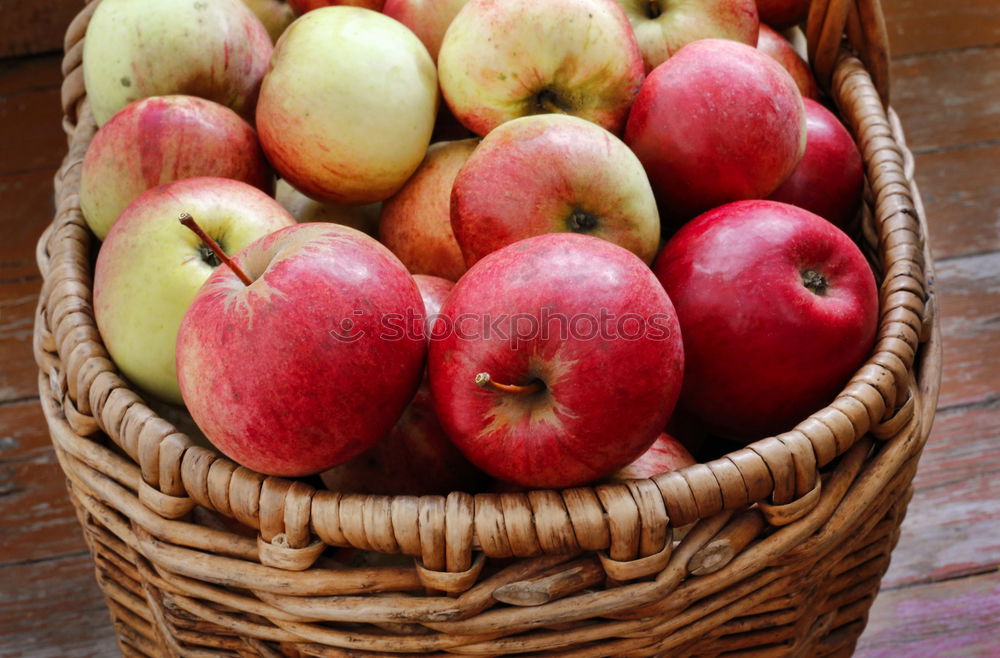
[{"left": 808, "top": 0, "right": 890, "bottom": 106}]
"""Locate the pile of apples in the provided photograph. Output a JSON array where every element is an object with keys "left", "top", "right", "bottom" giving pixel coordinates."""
[{"left": 82, "top": 0, "right": 876, "bottom": 493}]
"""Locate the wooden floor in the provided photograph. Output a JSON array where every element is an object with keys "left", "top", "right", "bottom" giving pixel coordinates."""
[{"left": 1, "top": 2, "right": 998, "bottom": 655}]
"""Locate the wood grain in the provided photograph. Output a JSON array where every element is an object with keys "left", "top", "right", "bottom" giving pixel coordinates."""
[
  {"left": 917, "top": 143, "right": 1000, "bottom": 260},
  {"left": 0, "top": 278, "right": 43, "bottom": 404},
  {"left": 0, "top": 168, "right": 59, "bottom": 280},
  {"left": 0, "top": 551, "right": 119, "bottom": 657},
  {"left": 884, "top": 0, "right": 1000, "bottom": 58},
  {"left": 891, "top": 46, "right": 1000, "bottom": 153},
  {"left": 934, "top": 253, "right": 1000, "bottom": 410},
  {"left": 857, "top": 571, "right": 1000, "bottom": 657},
  {"left": 879, "top": 401, "right": 1000, "bottom": 588},
  {"left": 0, "top": 59, "right": 66, "bottom": 175},
  {"left": 0, "top": 1, "right": 81, "bottom": 58}
]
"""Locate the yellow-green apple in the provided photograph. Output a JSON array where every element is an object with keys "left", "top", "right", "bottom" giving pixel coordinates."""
[
  {"left": 287, "top": 0, "right": 384, "bottom": 13},
  {"left": 257, "top": 7, "right": 437, "bottom": 204},
  {"left": 437, "top": 0, "right": 645, "bottom": 136},
  {"left": 94, "top": 177, "right": 295, "bottom": 404},
  {"left": 242, "top": 0, "right": 295, "bottom": 42},
  {"left": 383, "top": 0, "right": 470, "bottom": 60},
  {"left": 625, "top": 39, "right": 806, "bottom": 225},
  {"left": 378, "top": 139, "right": 477, "bottom": 281},
  {"left": 653, "top": 200, "right": 877, "bottom": 442},
  {"left": 610, "top": 432, "right": 695, "bottom": 480},
  {"left": 427, "top": 233, "right": 684, "bottom": 488},
  {"left": 757, "top": 23, "right": 818, "bottom": 99},
  {"left": 176, "top": 223, "right": 427, "bottom": 476},
  {"left": 769, "top": 99, "right": 864, "bottom": 229},
  {"left": 614, "top": 0, "right": 759, "bottom": 72},
  {"left": 83, "top": 0, "right": 272, "bottom": 126},
  {"left": 451, "top": 114, "right": 660, "bottom": 267},
  {"left": 275, "top": 179, "right": 380, "bottom": 236},
  {"left": 321, "top": 275, "right": 487, "bottom": 494},
  {"left": 755, "top": 0, "right": 809, "bottom": 30},
  {"left": 81, "top": 96, "right": 273, "bottom": 241}
]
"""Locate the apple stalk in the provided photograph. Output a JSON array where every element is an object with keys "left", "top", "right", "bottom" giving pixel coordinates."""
[
  {"left": 179, "top": 213, "right": 253, "bottom": 286},
  {"left": 475, "top": 372, "right": 545, "bottom": 396}
]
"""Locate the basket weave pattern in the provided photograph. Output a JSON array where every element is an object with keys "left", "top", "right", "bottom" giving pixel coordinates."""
[{"left": 35, "top": 0, "right": 942, "bottom": 655}]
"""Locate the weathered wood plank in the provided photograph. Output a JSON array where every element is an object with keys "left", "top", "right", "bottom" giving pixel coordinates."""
[
  {"left": 0, "top": 279, "right": 42, "bottom": 404},
  {"left": 0, "top": 400, "right": 92, "bottom": 565},
  {"left": 884, "top": 0, "right": 1000, "bottom": 58},
  {"left": 917, "top": 142, "right": 1000, "bottom": 260},
  {"left": 0, "top": 551, "right": 119, "bottom": 657},
  {"left": 933, "top": 252, "right": 1000, "bottom": 410},
  {"left": 891, "top": 46, "right": 1000, "bottom": 153},
  {"left": 0, "top": 1, "right": 81, "bottom": 59},
  {"left": 879, "top": 400, "right": 1000, "bottom": 588},
  {"left": 0, "top": 62, "right": 65, "bottom": 175},
  {"left": 0, "top": 168, "right": 58, "bottom": 280},
  {"left": 856, "top": 571, "right": 1000, "bottom": 657}
]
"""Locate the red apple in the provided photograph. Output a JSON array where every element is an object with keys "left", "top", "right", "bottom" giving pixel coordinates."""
[
  {"left": 176, "top": 223, "right": 427, "bottom": 476},
  {"left": 653, "top": 200, "right": 878, "bottom": 441},
  {"left": 451, "top": 114, "right": 660, "bottom": 267},
  {"left": 321, "top": 275, "right": 487, "bottom": 495},
  {"left": 437, "top": 0, "right": 645, "bottom": 136},
  {"left": 383, "top": 0, "right": 469, "bottom": 61},
  {"left": 287, "top": 0, "right": 384, "bottom": 13},
  {"left": 428, "top": 233, "right": 684, "bottom": 488},
  {"left": 768, "top": 98, "right": 864, "bottom": 230},
  {"left": 614, "top": 0, "right": 759, "bottom": 73},
  {"left": 81, "top": 95, "right": 273, "bottom": 240},
  {"left": 610, "top": 432, "right": 695, "bottom": 480},
  {"left": 378, "top": 139, "right": 477, "bottom": 281},
  {"left": 756, "top": 23, "right": 818, "bottom": 100},
  {"left": 625, "top": 39, "right": 806, "bottom": 225},
  {"left": 755, "top": 0, "right": 809, "bottom": 30}
]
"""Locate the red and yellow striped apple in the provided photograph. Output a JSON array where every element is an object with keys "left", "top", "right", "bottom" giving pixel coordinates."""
[
  {"left": 451, "top": 114, "right": 660, "bottom": 267},
  {"left": 437, "top": 0, "right": 645, "bottom": 136}
]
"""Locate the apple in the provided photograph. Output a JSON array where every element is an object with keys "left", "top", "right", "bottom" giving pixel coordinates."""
[
  {"left": 653, "top": 200, "right": 878, "bottom": 442},
  {"left": 287, "top": 0, "right": 385, "bottom": 13},
  {"left": 755, "top": 0, "right": 810, "bottom": 30},
  {"left": 383, "top": 0, "right": 469, "bottom": 61},
  {"left": 451, "top": 114, "right": 660, "bottom": 268},
  {"left": 80, "top": 96, "right": 273, "bottom": 241},
  {"left": 241, "top": 0, "right": 296, "bottom": 42},
  {"left": 378, "top": 139, "right": 476, "bottom": 281},
  {"left": 768, "top": 99, "right": 865, "bottom": 230},
  {"left": 94, "top": 178, "right": 295, "bottom": 404},
  {"left": 613, "top": 0, "right": 759, "bottom": 73},
  {"left": 625, "top": 39, "right": 806, "bottom": 225},
  {"left": 321, "top": 275, "right": 487, "bottom": 494},
  {"left": 176, "top": 223, "right": 427, "bottom": 476},
  {"left": 427, "top": 233, "right": 684, "bottom": 488},
  {"left": 275, "top": 179, "right": 380, "bottom": 236},
  {"left": 437, "top": 0, "right": 645, "bottom": 136},
  {"left": 82, "top": 0, "right": 272, "bottom": 126},
  {"left": 257, "top": 7, "right": 437, "bottom": 204},
  {"left": 610, "top": 432, "right": 695, "bottom": 480},
  {"left": 757, "top": 23, "right": 818, "bottom": 100}
]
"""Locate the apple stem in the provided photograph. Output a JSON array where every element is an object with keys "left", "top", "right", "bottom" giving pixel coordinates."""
[
  {"left": 646, "top": 1, "right": 661, "bottom": 18},
  {"left": 801, "top": 269, "right": 829, "bottom": 296},
  {"left": 475, "top": 372, "right": 545, "bottom": 396},
  {"left": 179, "top": 213, "right": 253, "bottom": 286}
]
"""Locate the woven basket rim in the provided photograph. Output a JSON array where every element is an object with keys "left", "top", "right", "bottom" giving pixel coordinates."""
[{"left": 36, "top": 0, "right": 941, "bottom": 570}]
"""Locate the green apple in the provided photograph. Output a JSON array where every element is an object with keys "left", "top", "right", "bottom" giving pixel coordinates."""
[
  {"left": 83, "top": 0, "right": 273, "bottom": 126},
  {"left": 275, "top": 179, "right": 380, "bottom": 236},
  {"left": 94, "top": 177, "right": 295, "bottom": 404},
  {"left": 256, "top": 7, "right": 438, "bottom": 204}
]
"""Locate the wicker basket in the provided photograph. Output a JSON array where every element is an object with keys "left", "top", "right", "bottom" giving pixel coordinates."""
[{"left": 35, "top": 0, "right": 941, "bottom": 655}]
